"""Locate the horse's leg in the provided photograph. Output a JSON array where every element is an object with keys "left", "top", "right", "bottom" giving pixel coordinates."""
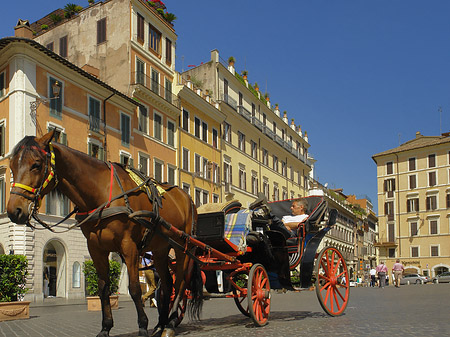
[
  {"left": 122, "top": 248, "right": 149, "bottom": 337},
  {"left": 89, "top": 249, "right": 113, "bottom": 337},
  {"left": 151, "top": 251, "right": 171, "bottom": 337}
]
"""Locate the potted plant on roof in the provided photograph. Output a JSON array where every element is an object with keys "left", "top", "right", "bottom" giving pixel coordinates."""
[
  {"left": 228, "top": 56, "right": 235, "bottom": 67},
  {"left": 242, "top": 70, "right": 248, "bottom": 80},
  {"left": 0, "top": 254, "right": 30, "bottom": 322},
  {"left": 83, "top": 259, "right": 121, "bottom": 311}
]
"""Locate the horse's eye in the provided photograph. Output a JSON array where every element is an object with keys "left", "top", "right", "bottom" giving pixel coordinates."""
[{"left": 31, "top": 162, "right": 42, "bottom": 171}]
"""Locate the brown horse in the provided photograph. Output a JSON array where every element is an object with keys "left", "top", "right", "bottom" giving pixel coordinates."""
[{"left": 7, "top": 130, "right": 203, "bottom": 337}]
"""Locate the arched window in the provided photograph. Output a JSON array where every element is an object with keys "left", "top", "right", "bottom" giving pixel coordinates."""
[{"left": 72, "top": 262, "right": 81, "bottom": 288}]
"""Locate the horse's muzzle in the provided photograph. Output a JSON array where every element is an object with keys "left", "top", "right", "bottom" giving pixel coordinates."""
[{"left": 7, "top": 206, "right": 29, "bottom": 224}]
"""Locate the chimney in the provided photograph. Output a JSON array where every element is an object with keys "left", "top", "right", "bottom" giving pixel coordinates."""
[
  {"left": 211, "top": 49, "right": 219, "bottom": 63},
  {"left": 283, "top": 111, "right": 288, "bottom": 124},
  {"left": 14, "top": 19, "right": 33, "bottom": 39}
]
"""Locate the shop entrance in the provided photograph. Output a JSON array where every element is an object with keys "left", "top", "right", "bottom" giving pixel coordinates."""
[{"left": 43, "top": 240, "right": 67, "bottom": 298}]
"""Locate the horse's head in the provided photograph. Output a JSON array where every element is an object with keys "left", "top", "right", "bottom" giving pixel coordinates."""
[{"left": 7, "top": 130, "right": 57, "bottom": 224}]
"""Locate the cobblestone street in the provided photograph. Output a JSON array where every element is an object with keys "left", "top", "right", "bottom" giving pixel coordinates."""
[{"left": 1, "top": 283, "right": 449, "bottom": 337}]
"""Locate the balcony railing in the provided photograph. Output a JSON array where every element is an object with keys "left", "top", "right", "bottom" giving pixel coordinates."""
[
  {"left": 252, "top": 116, "right": 264, "bottom": 131},
  {"left": 89, "top": 114, "right": 102, "bottom": 133},
  {"left": 237, "top": 105, "right": 252, "bottom": 122},
  {"left": 221, "top": 93, "right": 237, "bottom": 110},
  {"left": 283, "top": 140, "right": 292, "bottom": 152},
  {"left": 263, "top": 126, "right": 274, "bottom": 140},
  {"left": 132, "top": 72, "right": 180, "bottom": 108},
  {"left": 274, "top": 134, "right": 284, "bottom": 147}
]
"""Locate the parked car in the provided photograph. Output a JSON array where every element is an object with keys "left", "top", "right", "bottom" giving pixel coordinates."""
[
  {"left": 432, "top": 272, "right": 450, "bottom": 283},
  {"left": 400, "top": 273, "right": 431, "bottom": 285}
]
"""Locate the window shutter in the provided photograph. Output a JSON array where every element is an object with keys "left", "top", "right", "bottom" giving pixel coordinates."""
[
  {"left": 99, "top": 146, "right": 104, "bottom": 161},
  {"left": 230, "top": 165, "right": 233, "bottom": 184},
  {"left": 61, "top": 132, "right": 67, "bottom": 145},
  {"left": 129, "top": 158, "right": 134, "bottom": 168},
  {"left": 407, "top": 200, "right": 410, "bottom": 213}
]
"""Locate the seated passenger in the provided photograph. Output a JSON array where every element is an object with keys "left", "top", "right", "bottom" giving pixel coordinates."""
[{"left": 281, "top": 198, "right": 309, "bottom": 237}]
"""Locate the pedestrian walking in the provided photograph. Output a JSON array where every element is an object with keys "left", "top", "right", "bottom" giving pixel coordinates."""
[
  {"left": 370, "top": 267, "right": 377, "bottom": 287},
  {"left": 392, "top": 259, "right": 405, "bottom": 287},
  {"left": 376, "top": 261, "right": 388, "bottom": 288},
  {"left": 141, "top": 252, "right": 159, "bottom": 308}
]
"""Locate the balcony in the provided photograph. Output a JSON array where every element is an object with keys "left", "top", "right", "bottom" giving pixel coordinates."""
[
  {"left": 274, "top": 134, "right": 284, "bottom": 147},
  {"left": 89, "top": 114, "right": 102, "bottom": 133},
  {"left": 221, "top": 93, "right": 237, "bottom": 110},
  {"left": 252, "top": 116, "right": 264, "bottom": 131},
  {"left": 132, "top": 72, "right": 180, "bottom": 108},
  {"left": 237, "top": 105, "right": 252, "bottom": 122},
  {"left": 263, "top": 126, "right": 274, "bottom": 140},
  {"left": 283, "top": 140, "right": 292, "bottom": 152}
]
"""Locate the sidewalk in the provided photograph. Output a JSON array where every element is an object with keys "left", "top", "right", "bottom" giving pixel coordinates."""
[{"left": 30, "top": 294, "right": 134, "bottom": 308}]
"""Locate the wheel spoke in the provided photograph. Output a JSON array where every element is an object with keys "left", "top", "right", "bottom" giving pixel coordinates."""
[
  {"left": 334, "top": 286, "right": 345, "bottom": 302},
  {"left": 320, "top": 281, "right": 331, "bottom": 292},
  {"left": 332, "top": 287, "right": 341, "bottom": 312}
]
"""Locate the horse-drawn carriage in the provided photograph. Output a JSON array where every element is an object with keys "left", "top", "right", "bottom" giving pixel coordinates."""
[
  {"left": 7, "top": 130, "right": 349, "bottom": 337},
  {"left": 167, "top": 195, "right": 350, "bottom": 326}
]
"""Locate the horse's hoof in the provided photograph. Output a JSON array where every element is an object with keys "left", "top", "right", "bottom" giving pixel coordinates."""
[
  {"left": 138, "top": 328, "right": 149, "bottom": 337},
  {"left": 151, "top": 326, "right": 163, "bottom": 337},
  {"left": 96, "top": 331, "right": 110, "bottom": 337},
  {"left": 162, "top": 328, "right": 175, "bottom": 337}
]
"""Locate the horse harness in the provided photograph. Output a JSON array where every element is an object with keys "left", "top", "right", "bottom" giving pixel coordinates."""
[{"left": 10, "top": 142, "right": 177, "bottom": 252}]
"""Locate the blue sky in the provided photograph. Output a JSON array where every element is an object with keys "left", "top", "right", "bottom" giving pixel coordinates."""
[{"left": 1, "top": 1, "right": 450, "bottom": 213}]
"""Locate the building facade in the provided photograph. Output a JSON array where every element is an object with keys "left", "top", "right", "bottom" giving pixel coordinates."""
[
  {"left": 373, "top": 131, "right": 450, "bottom": 277},
  {"left": 182, "top": 50, "right": 312, "bottom": 207}
]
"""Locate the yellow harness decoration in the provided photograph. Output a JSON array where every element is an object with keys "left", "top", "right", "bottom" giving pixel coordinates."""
[{"left": 125, "top": 168, "right": 166, "bottom": 196}]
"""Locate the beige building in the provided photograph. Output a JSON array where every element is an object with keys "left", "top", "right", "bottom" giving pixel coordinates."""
[
  {"left": 182, "top": 50, "right": 312, "bottom": 206},
  {"left": 373, "top": 131, "right": 450, "bottom": 277}
]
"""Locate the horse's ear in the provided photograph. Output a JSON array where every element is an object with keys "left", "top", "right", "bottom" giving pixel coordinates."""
[{"left": 37, "top": 129, "right": 56, "bottom": 147}]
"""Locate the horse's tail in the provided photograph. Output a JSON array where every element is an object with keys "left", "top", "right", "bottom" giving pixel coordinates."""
[{"left": 188, "top": 258, "right": 204, "bottom": 320}]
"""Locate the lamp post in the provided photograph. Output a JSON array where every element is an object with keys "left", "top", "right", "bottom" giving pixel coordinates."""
[{"left": 30, "top": 81, "right": 61, "bottom": 125}]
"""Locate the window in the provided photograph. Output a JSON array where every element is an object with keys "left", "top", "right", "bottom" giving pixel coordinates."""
[
  {"left": 290, "top": 166, "right": 294, "bottom": 181},
  {"left": 0, "top": 122, "right": 5, "bottom": 157},
  {"left": 428, "top": 154, "right": 436, "bottom": 168},
  {"left": 406, "top": 198, "right": 419, "bottom": 213},
  {"left": 388, "top": 248, "right": 396, "bottom": 258},
  {"left": 431, "top": 245, "right": 439, "bottom": 257},
  {"left": 273, "top": 185, "right": 279, "bottom": 201},
  {"left": 168, "top": 166, "right": 175, "bottom": 185},
  {"left": 212, "top": 163, "right": 219, "bottom": 184},
  {"left": 121, "top": 113, "right": 131, "bottom": 146},
  {"left": 194, "top": 154, "right": 201, "bottom": 174},
  {"left": 447, "top": 193, "right": 450, "bottom": 208},
  {"left": 59, "top": 36, "right": 68, "bottom": 57},
  {"left": 154, "top": 160, "right": 163, "bottom": 182},
  {"left": 202, "top": 191, "right": 208, "bottom": 205},
  {"left": 165, "top": 78, "right": 172, "bottom": 103},
  {"left": 136, "top": 58, "right": 145, "bottom": 85},
  {"left": 88, "top": 141, "right": 104, "bottom": 160},
  {"left": 388, "top": 223, "right": 395, "bottom": 242},
  {"left": 223, "top": 122, "right": 231, "bottom": 142},
  {"left": 182, "top": 183, "right": 190, "bottom": 194},
  {"left": 0, "top": 71, "right": 4, "bottom": 98},
  {"left": 46, "top": 42, "right": 54, "bottom": 52},
  {"left": 49, "top": 77, "right": 63, "bottom": 117},
  {"left": 428, "top": 171, "right": 437, "bottom": 186},
  {"left": 224, "top": 162, "right": 232, "bottom": 184},
  {"left": 139, "top": 154, "right": 149, "bottom": 176},
  {"left": 426, "top": 195, "right": 437, "bottom": 210},
  {"left": 153, "top": 112, "right": 162, "bottom": 141},
  {"left": 212, "top": 129, "right": 218, "bottom": 149},
  {"left": 408, "top": 157, "right": 416, "bottom": 171},
  {"left": 149, "top": 24, "right": 161, "bottom": 54},
  {"left": 410, "top": 222, "right": 418, "bottom": 236},
  {"left": 213, "top": 194, "right": 219, "bottom": 203},
  {"left": 194, "top": 117, "right": 201, "bottom": 138},
  {"left": 202, "top": 121, "right": 208, "bottom": 142},
  {"left": 239, "top": 92, "right": 243, "bottom": 106},
  {"left": 251, "top": 175, "right": 258, "bottom": 195},
  {"left": 203, "top": 158, "right": 210, "bottom": 180},
  {"left": 251, "top": 141, "right": 257, "bottom": 159},
  {"left": 97, "top": 18, "right": 106, "bottom": 44},
  {"left": 72, "top": 262, "right": 81, "bottom": 288},
  {"left": 282, "top": 189, "right": 288, "bottom": 200},
  {"left": 182, "top": 148, "right": 189, "bottom": 171},
  {"left": 167, "top": 120, "right": 175, "bottom": 147},
  {"left": 409, "top": 175, "right": 417, "bottom": 189},
  {"left": 165, "top": 38, "right": 172, "bottom": 65},
  {"left": 386, "top": 161, "right": 393, "bottom": 175},
  {"left": 89, "top": 97, "right": 101, "bottom": 132},
  {"left": 151, "top": 69, "right": 159, "bottom": 94},
  {"left": 120, "top": 153, "right": 133, "bottom": 167},
  {"left": 48, "top": 126, "right": 67, "bottom": 145},
  {"left": 238, "top": 132, "right": 245, "bottom": 152},
  {"left": 262, "top": 148, "right": 268, "bottom": 166},
  {"left": 411, "top": 247, "right": 419, "bottom": 258},
  {"left": 182, "top": 109, "right": 189, "bottom": 132},
  {"left": 384, "top": 178, "right": 395, "bottom": 198},
  {"left": 137, "top": 13, "right": 144, "bottom": 42},
  {"left": 281, "top": 161, "right": 287, "bottom": 177},
  {"left": 430, "top": 220, "right": 438, "bottom": 235},
  {"left": 263, "top": 180, "right": 269, "bottom": 200},
  {"left": 0, "top": 175, "right": 5, "bottom": 213},
  {"left": 385, "top": 201, "right": 394, "bottom": 221},
  {"left": 195, "top": 188, "right": 201, "bottom": 208},
  {"left": 139, "top": 106, "right": 148, "bottom": 133},
  {"left": 239, "top": 168, "right": 246, "bottom": 191},
  {"left": 273, "top": 155, "right": 278, "bottom": 172}
]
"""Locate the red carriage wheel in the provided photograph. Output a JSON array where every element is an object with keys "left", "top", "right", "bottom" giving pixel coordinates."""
[
  {"left": 247, "top": 264, "right": 271, "bottom": 326},
  {"left": 315, "top": 246, "right": 350, "bottom": 316},
  {"left": 232, "top": 271, "right": 250, "bottom": 317}
]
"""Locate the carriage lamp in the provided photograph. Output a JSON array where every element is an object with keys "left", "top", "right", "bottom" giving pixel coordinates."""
[{"left": 30, "top": 81, "right": 61, "bottom": 125}]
